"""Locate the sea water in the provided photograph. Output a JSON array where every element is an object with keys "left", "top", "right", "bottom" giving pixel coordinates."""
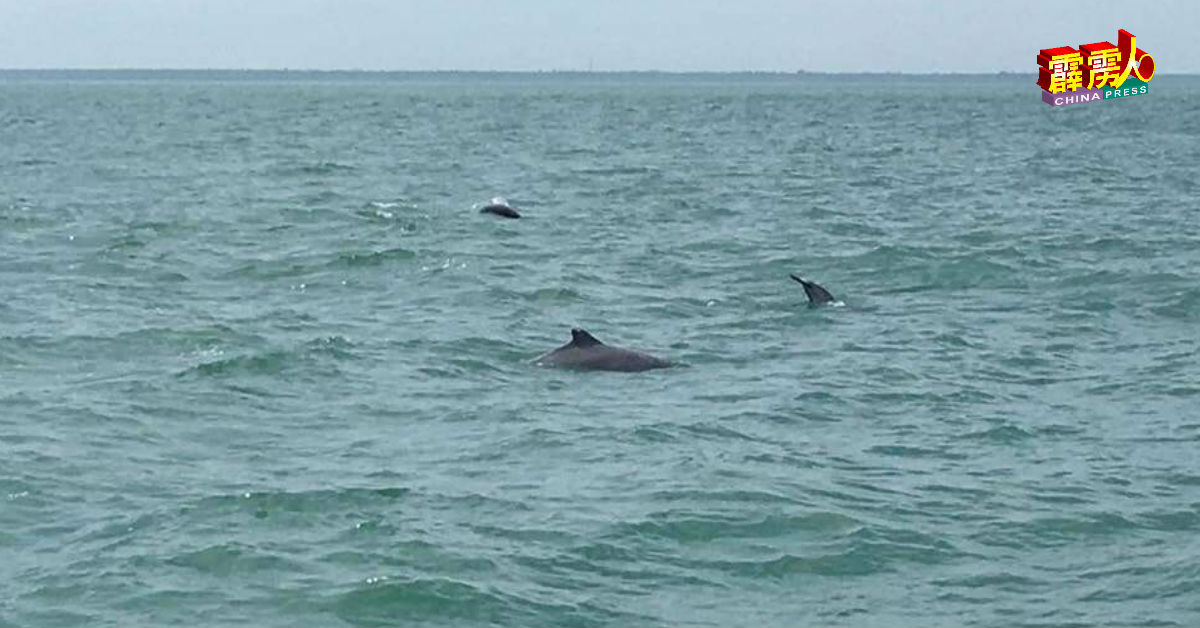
[{"left": 2, "top": 71, "right": 1199, "bottom": 626}]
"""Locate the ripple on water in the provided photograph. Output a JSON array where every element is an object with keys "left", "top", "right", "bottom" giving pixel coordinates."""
[
  {"left": 179, "top": 336, "right": 359, "bottom": 378},
  {"left": 332, "top": 577, "right": 645, "bottom": 628}
]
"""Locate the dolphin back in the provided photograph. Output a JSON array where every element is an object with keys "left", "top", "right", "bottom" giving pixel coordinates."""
[
  {"left": 569, "top": 328, "right": 603, "bottom": 347},
  {"left": 480, "top": 204, "right": 520, "bottom": 219},
  {"left": 789, "top": 274, "right": 836, "bottom": 305},
  {"left": 561, "top": 345, "right": 671, "bottom": 372},
  {"left": 535, "top": 328, "right": 671, "bottom": 372}
]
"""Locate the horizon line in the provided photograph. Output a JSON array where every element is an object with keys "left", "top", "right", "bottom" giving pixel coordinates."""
[
  {"left": 3, "top": 68, "right": 1194, "bottom": 77},
  {"left": 2, "top": 67, "right": 1032, "bottom": 75}
]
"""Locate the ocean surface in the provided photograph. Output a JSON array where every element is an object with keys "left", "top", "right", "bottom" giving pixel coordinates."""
[{"left": 2, "top": 71, "right": 1199, "bottom": 627}]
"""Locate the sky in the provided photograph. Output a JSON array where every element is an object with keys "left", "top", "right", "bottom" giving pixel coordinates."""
[{"left": 0, "top": 0, "right": 1196, "bottom": 73}]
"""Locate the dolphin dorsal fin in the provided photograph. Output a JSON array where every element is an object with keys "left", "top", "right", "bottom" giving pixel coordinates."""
[
  {"left": 570, "top": 328, "right": 603, "bottom": 347},
  {"left": 790, "top": 274, "right": 836, "bottom": 304}
]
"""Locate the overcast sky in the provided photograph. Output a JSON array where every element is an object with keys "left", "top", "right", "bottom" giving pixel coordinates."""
[{"left": 0, "top": 0, "right": 1195, "bottom": 72}]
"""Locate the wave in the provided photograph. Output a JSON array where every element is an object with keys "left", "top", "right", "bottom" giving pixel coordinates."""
[
  {"left": 272, "top": 160, "right": 358, "bottom": 176},
  {"left": 333, "top": 577, "right": 644, "bottom": 627},
  {"left": 616, "top": 511, "right": 861, "bottom": 543},
  {"left": 334, "top": 247, "right": 417, "bottom": 268},
  {"left": 1150, "top": 287, "right": 1200, "bottom": 321},
  {"left": 180, "top": 336, "right": 358, "bottom": 378},
  {"left": 165, "top": 542, "right": 304, "bottom": 576},
  {"left": 226, "top": 245, "right": 417, "bottom": 278}
]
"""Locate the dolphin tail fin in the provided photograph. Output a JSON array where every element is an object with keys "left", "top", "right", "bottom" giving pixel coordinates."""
[
  {"left": 789, "top": 274, "right": 836, "bottom": 305},
  {"left": 570, "top": 328, "right": 603, "bottom": 347}
]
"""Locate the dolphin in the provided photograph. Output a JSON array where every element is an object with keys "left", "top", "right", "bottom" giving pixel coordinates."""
[
  {"left": 789, "top": 274, "right": 838, "bottom": 306},
  {"left": 479, "top": 197, "right": 520, "bottom": 219},
  {"left": 533, "top": 328, "right": 672, "bottom": 372}
]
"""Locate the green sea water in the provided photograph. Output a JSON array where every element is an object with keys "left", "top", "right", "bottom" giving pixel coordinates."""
[{"left": 2, "top": 71, "right": 1199, "bottom": 627}]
